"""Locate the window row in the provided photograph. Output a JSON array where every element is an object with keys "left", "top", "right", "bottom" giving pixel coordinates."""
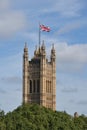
[
  {"left": 30, "top": 80, "right": 40, "bottom": 93},
  {"left": 46, "top": 104, "right": 52, "bottom": 109}
]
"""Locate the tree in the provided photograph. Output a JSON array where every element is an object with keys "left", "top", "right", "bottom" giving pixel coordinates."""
[{"left": 0, "top": 104, "right": 87, "bottom": 130}]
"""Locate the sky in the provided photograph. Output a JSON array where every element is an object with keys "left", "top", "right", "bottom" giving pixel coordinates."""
[{"left": 0, "top": 0, "right": 87, "bottom": 116}]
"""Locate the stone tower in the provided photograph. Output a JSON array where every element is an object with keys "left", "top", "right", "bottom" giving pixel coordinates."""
[{"left": 23, "top": 41, "right": 56, "bottom": 110}]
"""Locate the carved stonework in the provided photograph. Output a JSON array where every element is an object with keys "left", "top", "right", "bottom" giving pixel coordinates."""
[{"left": 23, "top": 43, "right": 56, "bottom": 110}]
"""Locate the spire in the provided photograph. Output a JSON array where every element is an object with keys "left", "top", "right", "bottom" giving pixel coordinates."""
[
  {"left": 51, "top": 43, "right": 56, "bottom": 62},
  {"left": 24, "top": 42, "right": 28, "bottom": 59},
  {"left": 52, "top": 43, "right": 55, "bottom": 51},
  {"left": 51, "top": 43, "right": 55, "bottom": 54},
  {"left": 25, "top": 42, "right": 27, "bottom": 48},
  {"left": 36, "top": 45, "right": 37, "bottom": 50},
  {"left": 34, "top": 45, "right": 38, "bottom": 56},
  {"left": 24, "top": 42, "right": 28, "bottom": 51},
  {"left": 41, "top": 40, "right": 46, "bottom": 56},
  {"left": 41, "top": 40, "right": 45, "bottom": 50}
]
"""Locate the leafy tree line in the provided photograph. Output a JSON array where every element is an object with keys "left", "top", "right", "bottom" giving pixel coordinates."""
[{"left": 0, "top": 104, "right": 87, "bottom": 130}]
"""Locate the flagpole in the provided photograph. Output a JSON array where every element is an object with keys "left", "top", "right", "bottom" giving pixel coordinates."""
[{"left": 39, "top": 22, "right": 41, "bottom": 49}]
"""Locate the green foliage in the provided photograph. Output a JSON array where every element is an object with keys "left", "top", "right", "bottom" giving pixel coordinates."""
[{"left": 0, "top": 104, "right": 87, "bottom": 130}]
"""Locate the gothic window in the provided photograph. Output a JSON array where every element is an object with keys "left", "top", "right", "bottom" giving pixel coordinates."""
[
  {"left": 50, "top": 81, "right": 51, "bottom": 93},
  {"left": 30, "top": 80, "right": 32, "bottom": 93},
  {"left": 46, "top": 81, "right": 47, "bottom": 92},
  {"left": 48, "top": 81, "right": 50, "bottom": 93},
  {"left": 33, "top": 80, "right": 36, "bottom": 93},
  {"left": 46, "top": 80, "right": 51, "bottom": 93},
  {"left": 37, "top": 80, "right": 40, "bottom": 93}
]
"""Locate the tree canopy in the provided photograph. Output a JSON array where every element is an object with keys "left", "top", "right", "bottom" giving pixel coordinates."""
[{"left": 0, "top": 103, "right": 87, "bottom": 130}]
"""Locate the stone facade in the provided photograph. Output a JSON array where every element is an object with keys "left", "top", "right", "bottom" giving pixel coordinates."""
[{"left": 23, "top": 41, "right": 56, "bottom": 110}]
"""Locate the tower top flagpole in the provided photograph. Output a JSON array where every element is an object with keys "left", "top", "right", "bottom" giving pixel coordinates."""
[{"left": 39, "top": 22, "right": 41, "bottom": 49}]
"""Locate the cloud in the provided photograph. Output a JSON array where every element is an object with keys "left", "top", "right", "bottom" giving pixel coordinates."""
[
  {"left": 0, "top": 0, "right": 10, "bottom": 10},
  {"left": 0, "top": 11, "right": 27, "bottom": 38},
  {"left": 42, "top": 0, "right": 84, "bottom": 17},
  {"left": 55, "top": 42, "right": 87, "bottom": 73},
  {"left": 15, "top": 88, "right": 21, "bottom": 92},
  {"left": 56, "top": 20, "right": 87, "bottom": 35},
  {"left": 39, "top": 39, "right": 87, "bottom": 74},
  {"left": 62, "top": 87, "right": 78, "bottom": 93},
  {"left": 0, "top": 0, "right": 27, "bottom": 38},
  {"left": 23, "top": 32, "right": 38, "bottom": 43},
  {"left": 14, "top": 0, "right": 85, "bottom": 19},
  {"left": 0, "top": 52, "right": 22, "bottom": 75},
  {"left": 69, "top": 99, "right": 75, "bottom": 103},
  {"left": 78, "top": 100, "right": 87, "bottom": 105},
  {"left": 54, "top": 0, "right": 84, "bottom": 17},
  {"left": 0, "top": 88, "right": 7, "bottom": 94},
  {"left": 1, "top": 76, "right": 22, "bottom": 85},
  {"left": 0, "top": 0, "right": 84, "bottom": 38}
]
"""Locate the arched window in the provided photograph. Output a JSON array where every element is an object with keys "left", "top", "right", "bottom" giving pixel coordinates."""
[
  {"left": 37, "top": 80, "right": 40, "bottom": 93},
  {"left": 50, "top": 81, "right": 51, "bottom": 93},
  {"left": 33, "top": 80, "right": 35, "bottom": 93},
  {"left": 48, "top": 81, "right": 50, "bottom": 92},
  {"left": 46, "top": 80, "right": 51, "bottom": 93},
  {"left": 30, "top": 80, "right": 32, "bottom": 93},
  {"left": 46, "top": 80, "right": 48, "bottom": 92}
]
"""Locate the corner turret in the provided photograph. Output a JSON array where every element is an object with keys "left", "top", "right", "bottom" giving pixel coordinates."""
[
  {"left": 24, "top": 42, "right": 28, "bottom": 60},
  {"left": 41, "top": 40, "right": 46, "bottom": 56},
  {"left": 23, "top": 42, "right": 29, "bottom": 103},
  {"left": 50, "top": 44, "right": 56, "bottom": 110},
  {"left": 51, "top": 44, "right": 56, "bottom": 62}
]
